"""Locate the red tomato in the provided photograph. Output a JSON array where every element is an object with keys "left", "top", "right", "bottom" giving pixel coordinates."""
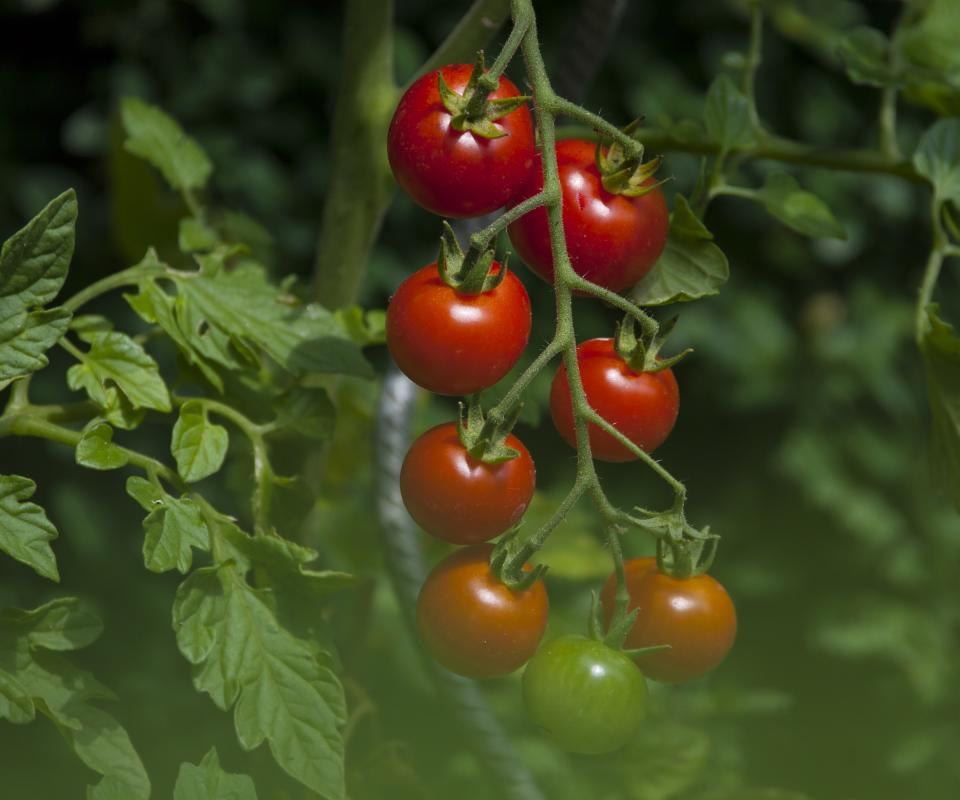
[
  {"left": 387, "top": 64, "right": 536, "bottom": 218},
  {"left": 416, "top": 543, "right": 549, "bottom": 678},
  {"left": 601, "top": 558, "right": 737, "bottom": 683},
  {"left": 507, "top": 139, "right": 669, "bottom": 291},
  {"left": 386, "top": 261, "right": 531, "bottom": 396},
  {"left": 549, "top": 338, "right": 679, "bottom": 462},
  {"left": 400, "top": 422, "right": 536, "bottom": 544}
]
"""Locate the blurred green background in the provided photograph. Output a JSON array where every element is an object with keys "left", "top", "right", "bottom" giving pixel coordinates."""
[{"left": 1, "top": 1, "right": 958, "bottom": 798}]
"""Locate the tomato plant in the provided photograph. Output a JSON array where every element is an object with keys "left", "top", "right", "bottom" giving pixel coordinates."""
[
  {"left": 416, "top": 544, "right": 549, "bottom": 679},
  {"left": 522, "top": 635, "right": 648, "bottom": 754},
  {"left": 387, "top": 63, "right": 536, "bottom": 218},
  {"left": 400, "top": 421, "right": 536, "bottom": 544},
  {"left": 386, "top": 260, "right": 531, "bottom": 396},
  {"left": 601, "top": 559, "right": 737, "bottom": 683},
  {"left": 550, "top": 338, "right": 679, "bottom": 462},
  {"left": 507, "top": 138, "right": 669, "bottom": 292}
]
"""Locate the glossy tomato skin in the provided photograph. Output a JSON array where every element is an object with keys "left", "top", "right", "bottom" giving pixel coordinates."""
[
  {"left": 387, "top": 261, "right": 531, "bottom": 396},
  {"left": 388, "top": 64, "right": 536, "bottom": 218},
  {"left": 550, "top": 338, "right": 679, "bottom": 462},
  {"left": 416, "top": 543, "right": 548, "bottom": 678},
  {"left": 400, "top": 422, "right": 536, "bottom": 544},
  {"left": 507, "top": 139, "right": 669, "bottom": 292},
  {"left": 600, "top": 559, "right": 737, "bottom": 683},
  {"left": 522, "top": 635, "right": 648, "bottom": 754}
]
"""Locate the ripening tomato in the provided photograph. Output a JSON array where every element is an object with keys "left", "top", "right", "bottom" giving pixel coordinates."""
[
  {"left": 601, "top": 559, "right": 737, "bottom": 683},
  {"left": 387, "top": 64, "right": 536, "bottom": 218},
  {"left": 416, "top": 543, "right": 548, "bottom": 678},
  {"left": 386, "top": 261, "right": 532, "bottom": 396},
  {"left": 522, "top": 635, "right": 648, "bottom": 754},
  {"left": 400, "top": 422, "right": 536, "bottom": 544},
  {"left": 507, "top": 139, "right": 669, "bottom": 292},
  {"left": 550, "top": 338, "right": 679, "bottom": 462}
]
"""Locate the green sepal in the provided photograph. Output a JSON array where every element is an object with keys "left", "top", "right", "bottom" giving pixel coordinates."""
[
  {"left": 614, "top": 314, "right": 693, "bottom": 374},
  {"left": 436, "top": 222, "right": 505, "bottom": 295},
  {"left": 456, "top": 395, "right": 522, "bottom": 464},
  {"left": 435, "top": 55, "right": 530, "bottom": 141},
  {"left": 654, "top": 529, "right": 719, "bottom": 579},
  {"left": 594, "top": 124, "right": 669, "bottom": 197},
  {"left": 489, "top": 528, "right": 548, "bottom": 592}
]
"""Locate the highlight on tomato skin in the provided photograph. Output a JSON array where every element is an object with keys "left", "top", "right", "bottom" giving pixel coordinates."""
[
  {"left": 521, "top": 634, "right": 648, "bottom": 755},
  {"left": 506, "top": 138, "right": 669, "bottom": 292},
  {"left": 549, "top": 338, "right": 680, "bottom": 462},
  {"left": 387, "top": 63, "right": 537, "bottom": 218},
  {"left": 415, "top": 543, "right": 549, "bottom": 679},
  {"left": 399, "top": 421, "right": 536, "bottom": 544},
  {"left": 600, "top": 558, "right": 738, "bottom": 683},
  {"left": 386, "top": 261, "right": 532, "bottom": 397}
]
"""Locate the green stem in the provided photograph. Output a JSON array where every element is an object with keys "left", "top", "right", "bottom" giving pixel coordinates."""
[
  {"left": 174, "top": 395, "right": 274, "bottom": 535},
  {"left": 487, "top": 338, "right": 564, "bottom": 425},
  {"left": 547, "top": 95, "right": 643, "bottom": 157},
  {"left": 916, "top": 196, "right": 948, "bottom": 343},
  {"left": 62, "top": 260, "right": 168, "bottom": 313},
  {"left": 0, "top": 415, "right": 186, "bottom": 492},
  {"left": 516, "top": 479, "right": 586, "bottom": 562},
  {"left": 313, "top": 0, "right": 397, "bottom": 310},
  {"left": 742, "top": 0, "right": 764, "bottom": 131},
  {"left": 468, "top": 190, "right": 553, "bottom": 253},
  {"left": 552, "top": 124, "right": 923, "bottom": 183}
]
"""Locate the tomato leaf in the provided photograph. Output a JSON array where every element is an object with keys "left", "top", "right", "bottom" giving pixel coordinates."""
[
  {"left": 704, "top": 74, "right": 757, "bottom": 153},
  {"left": 0, "top": 475, "right": 60, "bottom": 581},
  {"left": 757, "top": 172, "right": 847, "bottom": 239},
  {"left": 121, "top": 97, "right": 212, "bottom": 191},
  {"left": 125, "top": 479, "right": 210, "bottom": 574},
  {"left": 913, "top": 119, "right": 960, "bottom": 204},
  {"left": 126, "top": 256, "right": 374, "bottom": 386},
  {"left": 631, "top": 197, "right": 729, "bottom": 306},
  {"left": 66, "top": 330, "right": 172, "bottom": 414},
  {"left": 0, "top": 600, "right": 150, "bottom": 799},
  {"left": 919, "top": 305, "right": 960, "bottom": 510},
  {"left": 172, "top": 401, "right": 229, "bottom": 482},
  {"left": 76, "top": 423, "right": 130, "bottom": 471},
  {"left": 173, "top": 748, "right": 258, "bottom": 800},
  {"left": 0, "top": 190, "right": 76, "bottom": 382},
  {"left": 608, "top": 723, "right": 709, "bottom": 800},
  {"left": 173, "top": 563, "right": 347, "bottom": 799},
  {"left": 838, "top": 27, "right": 899, "bottom": 88},
  {"left": 179, "top": 216, "right": 219, "bottom": 253},
  {"left": 271, "top": 387, "right": 336, "bottom": 441}
]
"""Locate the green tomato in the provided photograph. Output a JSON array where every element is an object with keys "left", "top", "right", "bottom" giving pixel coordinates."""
[{"left": 521, "top": 634, "right": 648, "bottom": 754}]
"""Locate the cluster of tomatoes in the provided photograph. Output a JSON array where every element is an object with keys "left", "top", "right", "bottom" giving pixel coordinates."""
[{"left": 384, "top": 63, "right": 736, "bottom": 754}]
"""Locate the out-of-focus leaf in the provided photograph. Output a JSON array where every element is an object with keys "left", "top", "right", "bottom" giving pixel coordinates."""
[
  {"left": 0, "top": 475, "right": 60, "bottom": 581},
  {"left": 838, "top": 27, "right": 898, "bottom": 87},
  {"left": 0, "top": 601, "right": 150, "bottom": 798},
  {"left": 606, "top": 723, "right": 710, "bottom": 800},
  {"left": 272, "top": 387, "right": 336, "bottom": 441},
  {"left": 173, "top": 747, "right": 258, "bottom": 799},
  {"left": 757, "top": 173, "right": 847, "bottom": 239},
  {"left": 121, "top": 97, "right": 212, "bottom": 191},
  {"left": 913, "top": 119, "right": 960, "bottom": 204},
  {"left": 919, "top": 306, "right": 960, "bottom": 509},
  {"left": 704, "top": 74, "right": 756, "bottom": 153},
  {"left": 179, "top": 217, "right": 219, "bottom": 253}
]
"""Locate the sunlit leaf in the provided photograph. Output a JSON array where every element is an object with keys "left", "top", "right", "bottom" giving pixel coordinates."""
[
  {"left": 0, "top": 190, "right": 75, "bottom": 382},
  {"left": 172, "top": 400, "right": 229, "bottom": 482}
]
